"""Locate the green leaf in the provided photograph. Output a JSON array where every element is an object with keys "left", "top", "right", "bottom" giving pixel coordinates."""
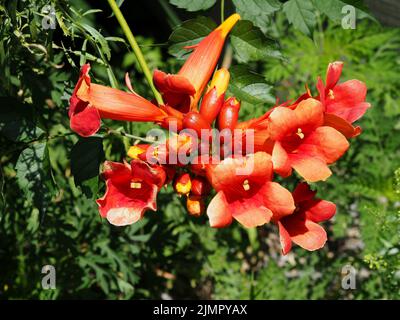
[
  {"left": 0, "top": 97, "right": 44, "bottom": 142},
  {"left": 230, "top": 20, "right": 282, "bottom": 63},
  {"left": 232, "top": 0, "right": 281, "bottom": 32},
  {"left": 169, "top": 0, "right": 217, "bottom": 12},
  {"left": 71, "top": 137, "right": 104, "bottom": 199},
  {"left": 81, "top": 23, "right": 111, "bottom": 60},
  {"left": 314, "top": 0, "right": 373, "bottom": 22},
  {"left": 283, "top": 0, "right": 316, "bottom": 36},
  {"left": 168, "top": 16, "right": 216, "bottom": 59},
  {"left": 228, "top": 65, "right": 275, "bottom": 105},
  {"left": 15, "top": 142, "right": 53, "bottom": 208}
]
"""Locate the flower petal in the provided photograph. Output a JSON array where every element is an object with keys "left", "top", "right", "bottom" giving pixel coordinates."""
[
  {"left": 292, "top": 182, "right": 316, "bottom": 203},
  {"left": 271, "top": 141, "right": 292, "bottom": 177},
  {"left": 262, "top": 182, "right": 295, "bottom": 221},
  {"left": 293, "top": 98, "right": 324, "bottom": 133},
  {"left": 278, "top": 221, "right": 292, "bottom": 255},
  {"left": 289, "top": 154, "right": 332, "bottom": 182},
  {"left": 69, "top": 101, "right": 101, "bottom": 137},
  {"left": 305, "top": 199, "right": 336, "bottom": 222},
  {"left": 207, "top": 191, "right": 233, "bottom": 228},
  {"left": 325, "top": 61, "right": 344, "bottom": 89},
  {"left": 323, "top": 113, "right": 362, "bottom": 138},
  {"left": 231, "top": 204, "right": 272, "bottom": 228},
  {"left": 299, "top": 126, "right": 349, "bottom": 164},
  {"left": 326, "top": 79, "right": 370, "bottom": 123},
  {"left": 268, "top": 107, "right": 298, "bottom": 140},
  {"left": 281, "top": 214, "right": 327, "bottom": 251}
]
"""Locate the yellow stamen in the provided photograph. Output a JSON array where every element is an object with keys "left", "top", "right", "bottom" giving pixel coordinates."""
[
  {"left": 328, "top": 89, "right": 335, "bottom": 99},
  {"left": 296, "top": 128, "right": 305, "bottom": 139},
  {"left": 130, "top": 181, "right": 142, "bottom": 189},
  {"left": 243, "top": 179, "right": 250, "bottom": 191}
]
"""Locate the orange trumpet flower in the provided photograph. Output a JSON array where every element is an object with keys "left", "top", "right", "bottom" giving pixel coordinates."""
[{"left": 153, "top": 14, "right": 240, "bottom": 113}]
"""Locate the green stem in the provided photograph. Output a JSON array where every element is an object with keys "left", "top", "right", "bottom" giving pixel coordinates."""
[
  {"left": 107, "top": 0, "right": 164, "bottom": 105},
  {"left": 220, "top": 0, "right": 225, "bottom": 23},
  {"left": 107, "top": 128, "right": 156, "bottom": 144}
]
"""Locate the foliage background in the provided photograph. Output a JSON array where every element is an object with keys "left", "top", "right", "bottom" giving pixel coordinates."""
[{"left": 0, "top": 0, "right": 399, "bottom": 299}]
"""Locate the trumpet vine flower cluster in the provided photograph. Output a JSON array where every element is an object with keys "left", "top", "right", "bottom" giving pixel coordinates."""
[{"left": 68, "top": 14, "right": 370, "bottom": 254}]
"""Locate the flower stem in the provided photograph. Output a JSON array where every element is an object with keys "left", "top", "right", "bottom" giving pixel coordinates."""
[
  {"left": 220, "top": 0, "right": 225, "bottom": 23},
  {"left": 107, "top": 0, "right": 164, "bottom": 105},
  {"left": 107, "top": 128, "right": 156, "bottom": 144}
]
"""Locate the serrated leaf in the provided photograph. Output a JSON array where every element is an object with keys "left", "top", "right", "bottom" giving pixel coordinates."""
[
  {"left": 15, "top": 142, "right": 52, "bottom": 208},
  {"left": 283, "top": 0, "right": 316, "bottom": 36},
  {"left": 168, "top": 16, "right": 216, "bottom": 59},
  {"left": 169, "top": 0, "right": 217, "bottom": 12},
  {"left": 228, "top": 65, "right": 275, "bottom": 105},
  {"left": 232, "top": 0, "right": 281, "bottom": 32},
  {"left": 71, "top": 137, "right": 104, "bottom": 199},
  {"left": 230, "top": 20, "right": 282, "bottom": 63}
]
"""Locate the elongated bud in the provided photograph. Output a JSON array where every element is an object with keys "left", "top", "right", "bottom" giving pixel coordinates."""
[
  {"left": 209, "top": 68, "right": 230, "bottom": 96},
  {"left": 186, "top": 195, "right": 205, "bottom": 217},
  {"left": 183, "top": 112, "right": 212, "bottom": 137},
  {"left": 218, "top": 97, "right": 240, "bottom": 130},
  {"left": 191, "top": 176, "right": 212, "bottom": 196},
  {"left": 173, "top": 173, "right": 192, "bottom": 196},
  {"left": 199, "top": 88, "right": 225, "bottom": 124}
]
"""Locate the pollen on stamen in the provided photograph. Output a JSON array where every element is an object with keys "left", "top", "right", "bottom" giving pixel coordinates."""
[
  {"left": 296, "top": 128, "right": 305, "bottom": 139},
  {"left": 328, "top": 89, "right": 335, "bottom": 99},
  {"left": 243, "top": 179, "right": 250, "bottom": 191},
  {"left": 130, "top": 181, "right": 142, "bottom": 189}
]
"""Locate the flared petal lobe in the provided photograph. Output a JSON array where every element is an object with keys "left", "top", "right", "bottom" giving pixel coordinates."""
[
  {"left": 267, "top": 98, "right": 349, "bottom": 182},
  {"left": 96, "top": 160, "right": 162, "bottom": 226},
  {"left": 206, "top": 152, "right": 295, "bottom": 228},
  {"left": 276, "top": 183, "right": 336, "bottom": 254}
]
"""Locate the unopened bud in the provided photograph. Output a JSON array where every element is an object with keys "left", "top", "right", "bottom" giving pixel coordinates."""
[
  {"left": 186, "top": 195, "right": 205, "bottom": 217},
  {"left": 173, "top": 173, "right": 192, "bottom": 196}
]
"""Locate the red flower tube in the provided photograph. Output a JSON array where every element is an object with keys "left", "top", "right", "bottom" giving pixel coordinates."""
[{"left": 69, "top": 64, "right": 167, "bottom": 137}]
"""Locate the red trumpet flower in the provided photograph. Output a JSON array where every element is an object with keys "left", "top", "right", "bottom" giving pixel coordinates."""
[
  {"left": 277, "top": 183, "right": 336, "bottom": 254},
  {"left": 317, "top": 61, "right": 370, "bottom": 125},
  {"left": 267, "top": 98, "right": 349, "bottom": 182},
  {"left": 96, "top": 160, "right": 165, "bottom": 226},
  {"left": 153, "top": 14, "right": 240, "bottom": 113},
  {"left": 206, "top": 152, "right": 295, "bottom": 228},
  {"left": 69, "top": 64, "right": 167, "bottom": 137}
]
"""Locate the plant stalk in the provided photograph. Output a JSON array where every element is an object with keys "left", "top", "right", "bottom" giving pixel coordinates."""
[{"left": 107, "top": 0, "right": 164, "bottom": 105}]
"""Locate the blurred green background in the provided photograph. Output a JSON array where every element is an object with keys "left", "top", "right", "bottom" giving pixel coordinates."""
[{"left": 0, "top": 0, "right": 399, "bottom": 299}]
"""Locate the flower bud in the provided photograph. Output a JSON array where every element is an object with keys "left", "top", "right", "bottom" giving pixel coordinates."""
[
  {"left": 182, "top": 112, "right": 212, "bottom": 137},
  {"left": 173, "top": 173, "right": 192, "bottom": 196},
  {"left": 191, "top": 176, "right": 212, "bottom": 196},
  {"left": 199, "top": 87, "right": 225, "bottom": 124},
  {"left": 218, "top": 97, "right": 240, "bottom": 130},
  {"left": 209, "top": 67, "right": 230, "bottom": 96},
  {"left": 186, "top": 195, "right": 205, "bottom": 217},
  {"left": 127, "top": 144, "right": 150, "bottom": 161}
]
